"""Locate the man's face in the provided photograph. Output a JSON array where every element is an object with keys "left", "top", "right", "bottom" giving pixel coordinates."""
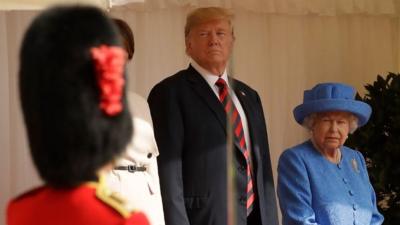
[{"left": 185, "top": 19, "right": 234, "bottom": 74}]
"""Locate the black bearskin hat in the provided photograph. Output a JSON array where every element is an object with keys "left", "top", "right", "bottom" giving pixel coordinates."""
[{"left": 19, "top": 5, "right": 132, "bottom": 188}]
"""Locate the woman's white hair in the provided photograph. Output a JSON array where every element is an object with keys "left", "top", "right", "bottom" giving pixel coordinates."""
[{"left": 302, "top": 112, "right": 359, "bottom": 133}]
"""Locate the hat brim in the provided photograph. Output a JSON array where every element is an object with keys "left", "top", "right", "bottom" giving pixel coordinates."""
[{"left": 293, "top": 99, "right": 372, "bottom": 127}]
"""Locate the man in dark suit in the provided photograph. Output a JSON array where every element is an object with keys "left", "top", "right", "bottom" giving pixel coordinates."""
[{"left": 148, "top": 7, "right": 279, "bottom": 225}]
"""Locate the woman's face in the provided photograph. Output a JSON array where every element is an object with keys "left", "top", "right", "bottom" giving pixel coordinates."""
[{"left": 311, "top": 111, "right": 351, "bottom": 152}]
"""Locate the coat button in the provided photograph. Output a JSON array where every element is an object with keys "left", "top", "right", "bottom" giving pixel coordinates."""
[
  {"left": 343, "top": 178, "right": 348, "bottom": 184},
  {"left": 349, "top": 190, "right": 354, "bottom": 196},
  {"left": 147, "top": 153, "right": 152, "bottom": 158}
]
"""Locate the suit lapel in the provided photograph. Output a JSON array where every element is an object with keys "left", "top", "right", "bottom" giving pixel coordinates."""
[
  {"left": 186, "top": 65, "right": 227, "bottom": 133},
  {"left": 233, "top": 82, "right": 257, "bottom": 131}
]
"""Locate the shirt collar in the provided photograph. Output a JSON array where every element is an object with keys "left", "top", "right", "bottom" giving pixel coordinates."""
[{"left": 190, "top": 59, "right": 230, "bottom": 88}]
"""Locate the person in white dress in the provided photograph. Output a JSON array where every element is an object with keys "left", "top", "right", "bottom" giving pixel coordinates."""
[{"left": 106, "top": 18, "right": 165, "bottom": 225}]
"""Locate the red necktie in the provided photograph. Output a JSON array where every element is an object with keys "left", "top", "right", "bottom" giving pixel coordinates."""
[{"left": 215, "top": 78, "right": 255, "bottom": 215}]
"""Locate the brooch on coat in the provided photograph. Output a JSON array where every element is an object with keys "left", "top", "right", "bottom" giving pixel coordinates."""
[{"left": 351, "top": 158, "right": 360, "bottom": 173}]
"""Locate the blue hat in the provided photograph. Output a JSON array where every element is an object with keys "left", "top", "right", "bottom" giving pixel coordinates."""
[{"left": 293, "top": 83, "right": 372, "bottom": 127}]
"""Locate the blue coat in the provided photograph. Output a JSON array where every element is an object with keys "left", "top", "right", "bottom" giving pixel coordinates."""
[{"left": 277, "top": 140, "right": 384, "bottom": 225}]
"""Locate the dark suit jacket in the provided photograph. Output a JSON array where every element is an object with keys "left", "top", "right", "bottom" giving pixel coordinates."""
[{"left": 148, "top": 65, "right": 279, "bottom": 225}]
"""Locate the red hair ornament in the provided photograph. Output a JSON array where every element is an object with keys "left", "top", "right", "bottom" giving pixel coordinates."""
[{"left": 91, "top": 45, "right": 127, "bottom": 116}]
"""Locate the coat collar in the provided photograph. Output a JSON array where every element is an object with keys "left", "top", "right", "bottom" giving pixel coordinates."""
[{"left": 186, "top": 65, "right": 227, "bottom": 133}]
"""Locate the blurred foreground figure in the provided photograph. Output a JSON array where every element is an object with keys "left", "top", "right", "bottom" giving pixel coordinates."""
[{"left": 6, "top": 5, "right": 149, "bottom": 225}]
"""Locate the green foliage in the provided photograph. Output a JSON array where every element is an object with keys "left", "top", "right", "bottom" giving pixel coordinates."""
[{"left": 346, "top": 72, "right": 400, "bottom": 225}]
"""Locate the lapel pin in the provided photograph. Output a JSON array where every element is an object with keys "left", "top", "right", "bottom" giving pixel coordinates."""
[{"left": 240, "top": 91, "right": 246, "bottom": 96}]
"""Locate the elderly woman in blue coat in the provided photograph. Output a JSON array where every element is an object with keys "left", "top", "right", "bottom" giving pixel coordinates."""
[{"left": 277, "top": 82, "right": 384, "bottom": 225}]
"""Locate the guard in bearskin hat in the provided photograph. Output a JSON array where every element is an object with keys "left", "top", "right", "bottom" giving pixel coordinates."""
[{"left": 6, "top": 5, "right": 149, "bottom": 225}]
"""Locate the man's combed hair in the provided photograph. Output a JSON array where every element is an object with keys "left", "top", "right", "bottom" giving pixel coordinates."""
[
  {"left": 19, "top": 5, "right": 132, "bottom": 188},
  {"left": 184, "top": 7, "right": 234, "bottom": 37}
]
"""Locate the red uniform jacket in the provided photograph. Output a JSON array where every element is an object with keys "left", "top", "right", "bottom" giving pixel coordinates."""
[{"left": 7, "top": 182, "right": 149, "bottom": 225}]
